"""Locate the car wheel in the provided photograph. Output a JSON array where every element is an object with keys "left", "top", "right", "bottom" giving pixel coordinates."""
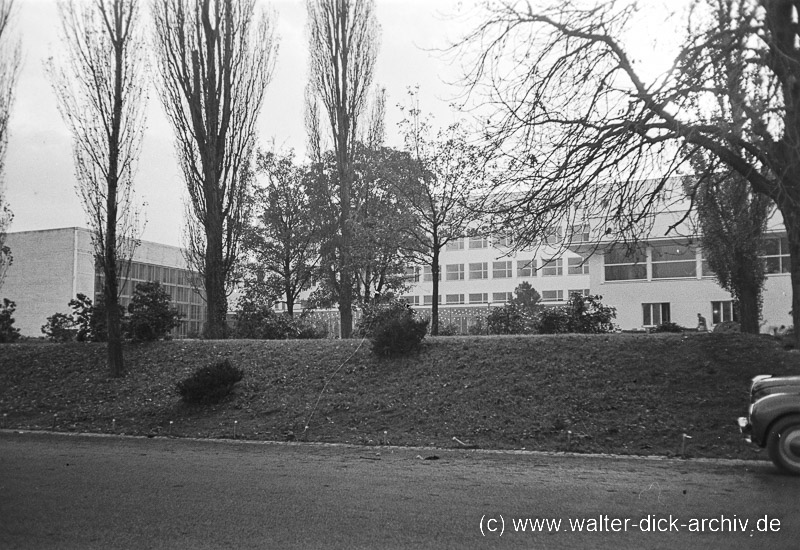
[{"left": 767, "top": 414, "right": 800, "bottom": 475}]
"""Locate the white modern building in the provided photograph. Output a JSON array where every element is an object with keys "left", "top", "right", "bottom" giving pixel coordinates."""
[
  {"left": 1, "top": 227, "right": 207, "bottom": 338},
  {"left": 398, "top": 207, "right": 792, "bottom": 333}
]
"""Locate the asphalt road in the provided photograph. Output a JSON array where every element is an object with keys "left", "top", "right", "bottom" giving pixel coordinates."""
[{"left": 1, "top": 431, "right": 799, "bottom": 549}]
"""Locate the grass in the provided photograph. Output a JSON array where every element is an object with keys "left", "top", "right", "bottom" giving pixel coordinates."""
[{"left": 1, "top": 332, "right": 799, "bottom": 460}]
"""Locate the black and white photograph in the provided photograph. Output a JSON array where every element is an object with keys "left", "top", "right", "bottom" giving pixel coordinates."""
[{"left": 2, "top": 0, "right": 800, "bottom": 548}]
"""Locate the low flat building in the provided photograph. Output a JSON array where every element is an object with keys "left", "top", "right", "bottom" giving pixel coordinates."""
[{"left": 1, "top": 227, "right": 206, "bottom": 338}]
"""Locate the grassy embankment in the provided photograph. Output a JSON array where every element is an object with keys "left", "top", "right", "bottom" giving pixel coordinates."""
[{"left": 1, "top": 332, "right": 798, "bottom": 459}]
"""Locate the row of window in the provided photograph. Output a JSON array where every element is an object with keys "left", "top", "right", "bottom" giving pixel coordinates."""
[
  {"left": 605, "top": 237, "right": 791, "bottom": 282},
  {"left": 643, "top": 300, "right": 737, "bottom": 326},
  {"left": 402, "top": 289, "right": 591, "bottom": 306},
  {"left": 406, "top": 257, "right": 589, "bottom": 283},
  {"left": 444, "top": 224, "right": 592, "bottom": 251}
]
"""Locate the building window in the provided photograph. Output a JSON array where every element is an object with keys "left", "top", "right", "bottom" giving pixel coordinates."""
[
  {"left": 446, "top": 238, "right": 464, "bottom": 251},
  {"left": 401, "top": 295, "right": 420, "bottom": 306},
  {"left": 543, "top": 225, "right": 563, "bottom": 245},
  {"left": 643, "top": 302, "right": 671, "bottom": 326},
  {"left": 423, "top": 265, "right": 441, "bottom": 282},
  {"left": 404, "top": 266, "right": 420, "bottom": 283},
  {"left": 541, "top": 258, "right": 563, "bottom": 276},
  {"left": 604, "top": 245, "right": 647, "bottom": 281},
  {"left": 446, "top": 264, "right": 464, "bottom": 281},
  {"left": 567, "top": 256, "right": 589, "bottom": 275},
  {"left": 492, "top": 291, "right": 513, "bottom": 303},
  {"left": 469, "top": 262, "right": 487, "bottom": 279},
  {"left": 541, "top": 289, "right": 564, "bottom": 302},
  {"left": 568, "top": 224, "right": 591, "bottom": 243},
  {"left": 469, "top": 236, "right": 489, "bottom": 249},
  {"left": 651, "top": 242, "right": 696, "bottom": 279},
  {"left": 712, "top": 301, "right": 738, "bottom": 324},
  {"left": 446, "top": 293, "right": 465, "bottom": 305},
  {"left": 763, "top": 236, "right": 791, "bottom": 274},
  {"left": 469, "top": 292, "right": 489, "bottom": 304},
  {"left": 517, "top": 259, "right": 536, "bottom": 277},
  {"left": 569, "top": 289, "right": 590, "bottom": 298},
  {"left": 493, "top": 261, "right": 513, "bottom": 278},
  {"left": 493, "top": 235, "right": 512, "bottom": 248},
  {"left": 424, "top": 294, "right": 441, "bottom": 305}
]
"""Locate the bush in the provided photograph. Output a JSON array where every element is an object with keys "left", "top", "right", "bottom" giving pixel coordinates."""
[
  {"left": 69, "top": 293, "right": 121, "bottom": 342},
  {"left": 538, "top": 294, "right": 617, "bottom": 334},
  {"left": 41, "top": 312, "right": 78, "bottom": 342},
  {"left": 232, "top": 300, "right": 327, "bottom": 340},
  {"left": 126, "top": 281, "right": 182, "bottom": 341},
  {"left": 468, "top": 317, "right": 488, "bottom": 335},
  {"left": 437, "top": 322, "right": 460, "bottom": 336},
  {"left": 487, "top": 303, "right": 532, "bottom": 334},
  {"left": 653, "top": 322, "right": 684, "bottom": 333},
  {"left": 175, "top": 359, "right": 244, "bottom": 404},
  {"left": 359, "top": 300, "right": 428, "bottom": 356},
  {"left": 0, "top": 298, "right": 20, "bottom": 343}
]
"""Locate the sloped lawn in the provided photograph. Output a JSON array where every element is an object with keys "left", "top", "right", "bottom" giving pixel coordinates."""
[{"left": 1, "top": 332, "right": 798, "bottom": 459}]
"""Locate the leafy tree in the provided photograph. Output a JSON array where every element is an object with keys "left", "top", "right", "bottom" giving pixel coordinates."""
[
  {"left": 126, "top": 281, "right": 182, "bottom": 341},
  {"left": 539, "top": 294, "right": 617, "bottom": 335},
  {"left": 511, "top": 281, "right": 541, "bottom": 312},
  {"left": 306, "top": 0, "right": 380, "bottom": 338},
  {"left": 153, "top": 0, "right": 277, "bottom": 339},
  {"left": 395, "top": 93, "right": 486, "bottom": 335},
  {"left": 454, "top": 0, "right": 800, "bottom": 344},
  {"left": 0, "top": 297, "right": 19, "bottom": 342},
  {"left": 48, "top": 0, "right": 146, "bottom": 376},
  {"left": 42, "top": 312, "right": 78, "bottom": 342},
  {"left": 242, "top": 150, "right": 319, "bottom": 316}
]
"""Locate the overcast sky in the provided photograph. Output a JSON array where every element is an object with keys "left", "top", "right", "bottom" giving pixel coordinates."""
[{"left": 4, "top": 0, "right": 470, "bottom": 247}]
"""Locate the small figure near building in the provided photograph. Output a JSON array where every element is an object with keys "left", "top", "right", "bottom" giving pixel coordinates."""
[{"left": 697, "top": 313, "right": 708, "bottom": 332}]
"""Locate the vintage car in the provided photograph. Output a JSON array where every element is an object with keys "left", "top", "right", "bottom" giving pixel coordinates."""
[{"left": 739, "top": 375, "right": 800, "bottom": 474}]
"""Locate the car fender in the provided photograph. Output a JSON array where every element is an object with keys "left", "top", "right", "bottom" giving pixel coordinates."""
[{"left": 750, "top": 393, "right": 800, "bottom": 447}]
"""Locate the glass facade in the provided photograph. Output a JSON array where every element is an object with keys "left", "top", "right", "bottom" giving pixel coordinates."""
[{"left": 95, "top": 261, "right": 206, "bottom": 338}]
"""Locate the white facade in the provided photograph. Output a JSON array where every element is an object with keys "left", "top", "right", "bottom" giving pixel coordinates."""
[{"left": 1, "top": 227, "right": 206, "bottom": 337}]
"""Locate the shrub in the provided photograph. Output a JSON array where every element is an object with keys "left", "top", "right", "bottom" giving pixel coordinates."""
[
  {"left": 68, "top": 293, "right": 120, "bottom": 342},
  {"left": 467, "top": 317, "right": 488, "bottom": 335},
  {"left": 653, "top": 322, "right": 684, "bottom": 333},
  {"left": 360, "top": 300, "right": 428, "bottom": 356},
  {"left": 538, "top": 294, "right": 617, "bottom": 334},
  {"left": 41, "top": 312, "right": 78, "bottom": 342},
  {"left": 126, "top": 281, "right": 182, "bottom": 341},
  {"left": 437, "top": 322, "right": 460, "bottom": 336},
  {"left": 0, "top": 298, "right": 20, "bottom": 343},
  {"left": 487, "top": 303, "right": 532, "bottom": 334},
  {"left": 232, "top": 300, "right": 327, "bottom": 340},
  {"left": 538, "top": 306, "right": 572, "bottom": 334},
  {"left": 175, "top": 359, "right": 244, "bottom": 404}
]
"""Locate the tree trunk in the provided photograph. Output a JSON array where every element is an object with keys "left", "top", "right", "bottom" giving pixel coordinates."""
[
  {"left": 431, "top": 247, "right": 440, "bottom": 336},
  {"left": 104, "top": 244, "right": 124, "bottom": 378},
  {"left": 204, "top": 211, "right": 228, "bottom": 339},
  {"left": 737, "top": 285, "right": 760, "bottom": 334},
  {"left": 782, "top": 206, "right": 800, "bottom": 348}
]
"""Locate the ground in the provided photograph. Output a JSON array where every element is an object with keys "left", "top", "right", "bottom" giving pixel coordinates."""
[{"left": 1, "top": 332, "right": 797, "bottom": 459}]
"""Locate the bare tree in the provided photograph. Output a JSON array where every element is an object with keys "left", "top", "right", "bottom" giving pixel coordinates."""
[
  {"left": 454, "top": 0, "right": 800, "bottom": 342},
  {"left": 153, "top": 0, "right": 277, "bottom": 339},
  {"left": 396, "top": 94, "right": 486, "bottom": 335},
  {"left": 0, "top": 0, "right": 19, "bottom": 291},
  {"left": 49, "top": 0, "right": 146, "bottom": 377},
  {"left": 306, "top": 0, "right": 380, "bottom": 338}
]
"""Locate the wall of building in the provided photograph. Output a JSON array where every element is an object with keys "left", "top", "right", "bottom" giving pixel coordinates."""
[{"left": 2, "top": 227, "right": 206, "bottom": 338}]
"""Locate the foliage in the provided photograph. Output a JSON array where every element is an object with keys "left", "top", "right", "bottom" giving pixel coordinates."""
[
  {"left": 653, "top": 322, "right": 684, "bottom": 333},
  {"left": 467, "top": 317, "right": 488, "bottom": 336},
  {"left": 41, "top": 313, "right": 78, "bottom": 343},
  {"left": 487, "top": 304, "right": 530, "bottom": 335},
  {"left": 69, "top": 293, "right": 110, "bottom": 342},
  {"left": 436, "top": 322, "right": 460, "bottom": 336},
  {"left": 539, "top": 295, "right": 617, "bottom": 335},
  {"left": 126, "top": 281, "right": 182, "bottom": 341},
  {"left": 358, "top": 299, "right": 428, "bottom": 356},
  {"left": 0, "top": 297, "right": 19, "bottom": 343},
  {"left": 241, "top": 150, "right": 319, "bottom": 316},
  {"left": 511, "top": 281, "right": 542, "bottom": 312},
  {"left": 175, "top": 359, "right": 244, "bottom": 404},
  {"left": 232, "top": 293, "right": 326, "bottom": 340}
]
